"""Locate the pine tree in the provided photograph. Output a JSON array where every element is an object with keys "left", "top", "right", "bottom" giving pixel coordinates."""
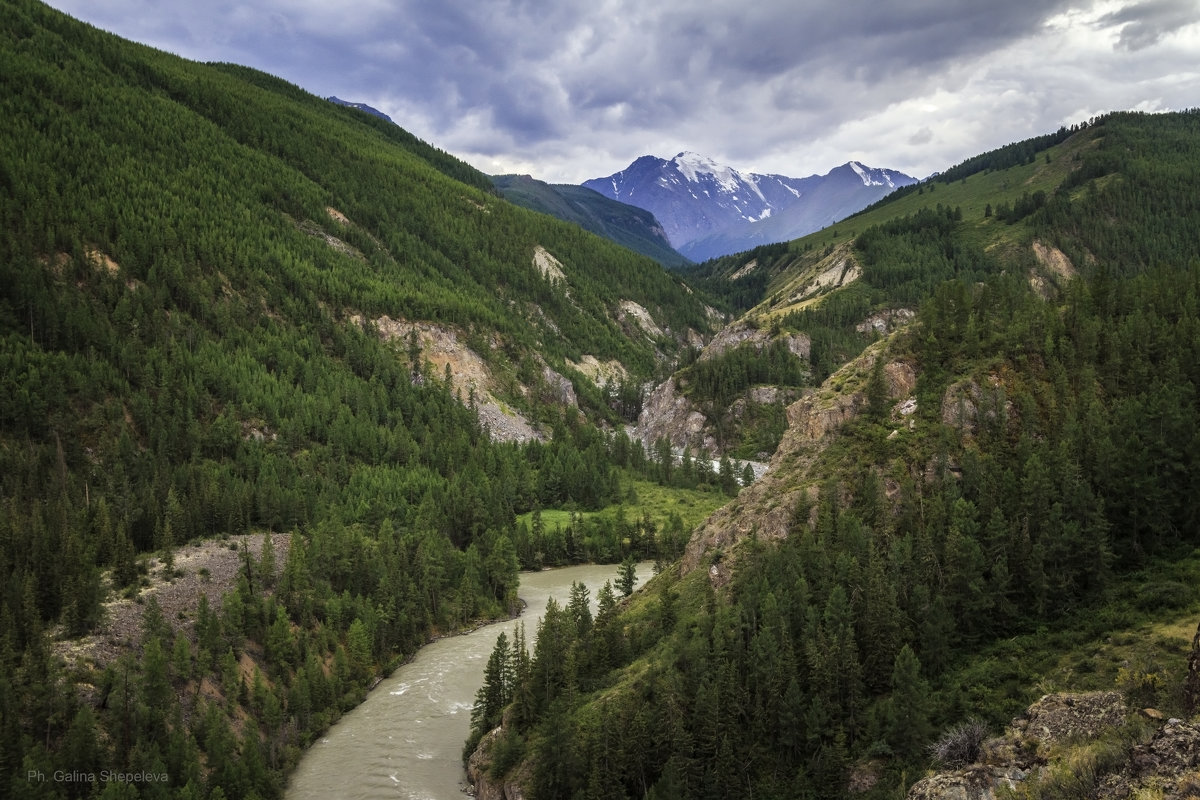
[
  {"left": 567, "top": 581, "right": 593, "bottom": 638},
  {"left": 258, "top": 533, "right": 276, "bottom": 590},
  {"left": 470, "top": 631, "right": 511, "bottom": 748},
  {"left": 616, "top": 557, "right": 637, "bottom": 597},
  {"left": 865, "top": 355, "right": 891, "bottom": 423},
  {"left": 741, "top": 462, "right": 755, "bottom": 487},
  {"left": 886, "top": 645, "right": 931, "bottom": 761}
]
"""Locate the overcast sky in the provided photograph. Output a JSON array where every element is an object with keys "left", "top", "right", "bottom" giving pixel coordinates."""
[{"left": 44, "top": 0, "right": 1200, "bottom": 184}]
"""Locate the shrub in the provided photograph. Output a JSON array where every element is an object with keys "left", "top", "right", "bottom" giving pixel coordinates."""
[
  {"left": 489, "top": 731, "right": 526, "bottom": 779},
  {"left": 929, "top": 719, "right": 989, "bottom": 768},
  {"left": 1135, "top": 581, "right": 1192, "bottom": 611}
]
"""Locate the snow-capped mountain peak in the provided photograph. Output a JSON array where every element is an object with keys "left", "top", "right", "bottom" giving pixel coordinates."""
[
  {"left": 847, "top": 160, "right": 902, "bottom": 188},
  {"left": 673, "top": 152, "right": 741, "bottom": 192},
  {"left": 583, "top": 154, "right": 916, "bottom": 260}
]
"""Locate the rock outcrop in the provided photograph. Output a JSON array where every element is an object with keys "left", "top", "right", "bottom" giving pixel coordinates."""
[
  {"left": 908, "top": 691, "right": 1126, "bottom": 800},
  {"left": 856, "top": 308, "right": 916, "bottom": 334},
  {"left": 635, "top": 377, "right": 717, "bottom": 456},
  {"left": 358, "top": 316, "right": 547, "bottom": 443},
  {"left": 1097, "top": 717, "right": 1200, "bottom": 798},
  {"left": 907, "top": 690, "right": 1200, "bottom": 800},
  {"left": 466, "top": 727, "right": 527, "bottom": 800},
  {"left": 568, "top": 355, "right": 628, "bottom": 387},
  {"left": 617, "top": 299, "right": 665, "bottom": 339},
  {"left": 939, "top": 373, "right": 1013, "bottom": 437},
  {"left": 1017, "top": 691, "right": 1128, "bottom": 755},
  {"left": 680, "top": 344, "right": 917, "bottom": 578},
  {"left": 632, "top": 322, "right": 813, "bottom": 459},
  {"left": 697, "top": 321, "right": 810, "bottom": 362},
  {"left": 907, "top": 766, "right": 1028, "bottom": 800}
]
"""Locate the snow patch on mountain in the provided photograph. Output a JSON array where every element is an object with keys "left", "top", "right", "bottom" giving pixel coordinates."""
[
  {"left": 675, "top": 151, "right": 742, "bottom": 194},
  {"left": 849, "top": 160, "right": 895, "bottom": 187}
]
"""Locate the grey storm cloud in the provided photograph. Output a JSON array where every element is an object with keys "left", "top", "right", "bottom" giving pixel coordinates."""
[
  {"left": 41, "top": 0, "right": 1200, "bottom": 182},
  {"left": 1099, "top": 0, "right": 1200, "bottom": 50}
]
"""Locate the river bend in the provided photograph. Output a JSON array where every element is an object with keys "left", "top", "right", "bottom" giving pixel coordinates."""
[{"left": 286, "top": 562, "right": 649, "bottom": 800}]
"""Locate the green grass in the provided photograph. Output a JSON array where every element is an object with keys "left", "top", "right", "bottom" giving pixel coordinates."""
[
  {"left": 794, "top": 129, "right": 1099, "bottom": 259},
  {"left": 516, "top": 474, "right": 731, "bottom": 537},
  {"left": 748, "top": 128, "right": 1104, "bottom": 316},
  {"left": 941, "top": 548, "right": 1200, "bottom": 729}
]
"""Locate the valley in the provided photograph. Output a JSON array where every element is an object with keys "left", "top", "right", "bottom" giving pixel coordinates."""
[{"left": 2, "top": 2, "right": 1200, "bottom": 799}]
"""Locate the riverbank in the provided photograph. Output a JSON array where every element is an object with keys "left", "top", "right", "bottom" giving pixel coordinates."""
[{"left": 286, "top": 562, "right": 651, "bottom": 799}]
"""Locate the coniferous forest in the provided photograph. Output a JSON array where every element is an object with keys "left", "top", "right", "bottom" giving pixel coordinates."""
[
  {"left": 469, "top": 111, "right": 1200, "bottom": 798},
  {"left": 0, "top": 2, "right": 721, "bottom": 797},
  {"left": 5, "top": 1, "right": 1200, "bottom": 799}
]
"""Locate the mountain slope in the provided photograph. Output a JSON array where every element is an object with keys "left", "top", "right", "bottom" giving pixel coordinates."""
[
  {"left": 492, "top": 174, "right": 691, "bottom": 268},
  {"left": 682, "top": 161, "right": 917, "bottom": 260},
  {"left": 583, "top": 152, "right": 916, "bottom": 260},
  {"left": 470, "top": 110, "right": 1200, "bottom": 799},
  {"left": 0, "top": 2, "right": 716, "bottom": 796}
]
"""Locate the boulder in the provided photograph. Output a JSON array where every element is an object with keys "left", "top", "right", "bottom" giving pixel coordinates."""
[
  {"left": 1017, "top": 691, "right": 1127, "bottom": 756},
  {"left": 907, "top": 765, "right": 1028, "bottom": 800}
]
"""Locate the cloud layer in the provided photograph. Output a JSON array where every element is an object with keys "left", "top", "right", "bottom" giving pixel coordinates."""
[{"left": 46, "top": 0, "right": 1200, "bottom": 182}]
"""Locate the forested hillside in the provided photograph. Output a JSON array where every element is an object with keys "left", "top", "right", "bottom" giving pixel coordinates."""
[
  {"left": 492, "top": 175, "right": 691, "bottom": 269},
  {"left": 0, "top": 1, "right": 720, "bottom": 797},
  {"left": 472, "top": 110, "right": 1200, "bottom": 798}
]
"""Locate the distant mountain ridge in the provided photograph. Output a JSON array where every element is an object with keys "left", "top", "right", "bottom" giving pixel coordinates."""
[
  {"left": 326, "top": 95, "right": 394, "bottom": 123},
  {"left": 492, "top": 174, "right": 690, "bottom": 268},
  {"left": 584, "top": 152, "right": 916, "bottom": 261}
]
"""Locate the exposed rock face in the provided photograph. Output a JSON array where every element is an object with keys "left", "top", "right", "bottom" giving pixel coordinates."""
[
  {"left": 857, "top": 308, "right": 916, "bottom": 334},
  {"left": 784, "top": 332, "right": 812, "bottom": 360},
  {"left": 1105, "top": 718, "right": 1200, "bottom": 797},
  {"left": 1017, "top": 691, "right": 1127, "bottom": 756},
  {"left": 633, "top": 321, "right": 812, "bottom": 459},
  {"left": 939, "top": 374, "right": 1012, "bottom": 436},
  {"left": 747, "top": 386, "right": 783, "bottom": 405},
  {"left": 884, "top": 361, "right": 918, "bottom": 399},
  {"left": 680, "top": 346, "right": 916, "bottom": 578},
  {"left": 475, "top": 402, "right": 543, "bottom": 444},
  {"left": 1030, "top": 241, "right": 1078, "bottom": 298},
  {"left": 297, "top": 216, "right": 364, "bottom": 260},
  {"left": 787, "top": 250, "right": 861, "bottom": 307},
  {"left": 697, "top": 322, "right": 810, "bottom": 362},
  {"left": 907, "top": 766, "right": 1028, "bottom": 800},
  {"left": 634, "top": 377, "right": 803, "bottom": 460},
  {"left": 568, "top": 355, "right": 628, "bottom": 387},
  {"left": 617, "top": 299, "right": 664, "bottom": 339},
  {"left": 532, "top": 245, "right": 566, "bottom": 283},
  {"left": 541, "top": 365, "right": 577, "bottom": 406},
  {"left": 698, "top": 322, "right": 768, "bottom": 361},
  {"left": 635, "top": 378, "right": 716, "bottom": 456},
  {"left": 363, "top": 316, "right": 545, "bottom": 443},
  {"left": 466, "top": 727, "right": 527, "bottom": 800},
  {"left": 785, "top": 386, "right": 862, "bottom": 441},
  {"left": 1032, "top": 240, "right": 1076, "bottom": 281}
]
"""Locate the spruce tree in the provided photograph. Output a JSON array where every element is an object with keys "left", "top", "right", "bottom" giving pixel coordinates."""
[
  {"left": 886, "top": 644, "right": 931, "bottom": 761},
  {"left": 616, "top": 557, "right": 637, "bottom": 597}
]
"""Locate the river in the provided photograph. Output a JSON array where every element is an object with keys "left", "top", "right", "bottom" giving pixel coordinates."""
[{"left": 286, "top": 561, "right": 652, "bottom": 800}]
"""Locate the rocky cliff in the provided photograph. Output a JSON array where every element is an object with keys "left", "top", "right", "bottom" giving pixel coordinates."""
[
  {"left": 466, "top": 726, "right": 528, "bottom": 800},
  {"left": 680, "top": 340, "right": 916, "bottom": 579},
  {"left": 632, "top": 322, "right": 811, "bottom": 459},
  {"left": 908, "top": 691, "right": 1200, "bottom": 800}
]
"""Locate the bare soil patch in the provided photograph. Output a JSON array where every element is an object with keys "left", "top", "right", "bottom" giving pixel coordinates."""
[{"left": 55, "top": 532, "right": 290, "bottom": 670}]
